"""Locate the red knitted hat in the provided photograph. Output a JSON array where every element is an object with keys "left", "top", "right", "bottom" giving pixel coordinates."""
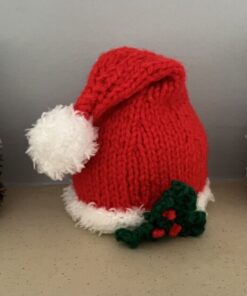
[{"left": 27, "top": 47, "right": 214, "bottom": 238}]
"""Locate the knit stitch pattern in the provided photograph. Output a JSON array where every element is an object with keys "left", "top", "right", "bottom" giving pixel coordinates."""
[{"left": 73, "top": 47, "right": 208, "bottom": 211}]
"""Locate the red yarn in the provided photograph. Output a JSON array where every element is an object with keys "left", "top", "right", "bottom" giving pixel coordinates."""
[
  {"left": 169, "top": 224, "right": 182, "bottom": 237},
  {"left": 162, "top": 209, "right": 177, "bottom": 221},
  {"left": 73, "top": 47, "right": 208, "bottom": 211},
  {"left": 152, "top": 228, "right": 166, "bottom": 239}
]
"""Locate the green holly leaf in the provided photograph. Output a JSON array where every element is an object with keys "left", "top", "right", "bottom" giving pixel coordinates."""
[{"left": 115, "top": 181, "right": 207, "bottom": 248}]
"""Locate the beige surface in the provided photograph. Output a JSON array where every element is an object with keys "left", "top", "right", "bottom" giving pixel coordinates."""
[{"left": 0, "top": 181, "right": 247, "bottom": 296}]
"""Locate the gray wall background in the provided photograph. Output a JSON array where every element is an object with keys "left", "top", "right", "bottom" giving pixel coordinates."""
[{"left": 0, "top": 0, "right": 246, "bottom": 184}]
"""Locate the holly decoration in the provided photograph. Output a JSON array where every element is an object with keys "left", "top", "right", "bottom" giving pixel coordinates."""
[{"left": 115, "top": 181, "right": 206, "bottom": 248}]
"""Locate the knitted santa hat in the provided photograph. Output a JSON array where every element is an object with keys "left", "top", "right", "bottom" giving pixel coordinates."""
[{"left": 26, "top": 47, "right": 214, "bottom": 245}]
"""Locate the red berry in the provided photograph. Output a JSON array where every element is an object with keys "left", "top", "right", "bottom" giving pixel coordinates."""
[
  {"left": 162, "top": 209, "right": 177, "bottom": 221},
  {"left": 152, "top": 228, "right": 166, "bottom": 239},
  {"left": 169, "top": 224, "right": 182, "bottom": 237}
]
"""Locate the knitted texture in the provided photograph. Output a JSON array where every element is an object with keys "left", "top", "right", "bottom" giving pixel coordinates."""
[
  {"left": 72, "top": 47, "right": 208, "bottom": 211},
  {"left": 115, "top": 181, "right": 207, "bottom": 248}
]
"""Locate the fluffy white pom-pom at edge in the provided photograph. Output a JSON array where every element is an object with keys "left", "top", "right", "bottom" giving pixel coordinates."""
[{"left": 26, "top": 105, "right": 98, "bottom": 180}]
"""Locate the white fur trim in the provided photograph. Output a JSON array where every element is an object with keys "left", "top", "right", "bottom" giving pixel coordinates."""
[
  {"left": 26, "top": 105, "right": 98, "bottom": 180},
  {"left": 62, "top": 180, "right": 214, "bottom": 234},
  {"left": 62, "top": 186, "right": 145, "bottom": 234},
  {"left": 197, "top": 179, "right": 215, "bottom": 211}
]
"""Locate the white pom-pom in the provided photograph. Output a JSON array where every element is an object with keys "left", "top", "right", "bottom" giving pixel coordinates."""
[{"left": 26, "top": 105, "right": 98, "bottom": 180}]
